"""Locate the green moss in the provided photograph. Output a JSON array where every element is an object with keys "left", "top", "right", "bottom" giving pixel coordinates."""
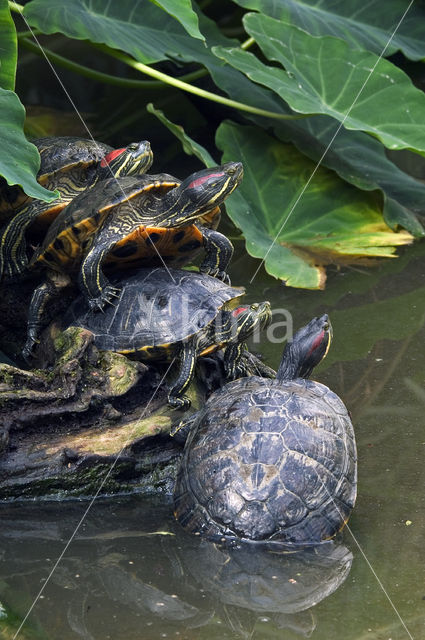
[
  {"left": 98, "top": 351, "right": 141, "bottom": 396},
  {"left": 54, "top": 326, "right": 92, "bottom": 364},
  {"left": 0, "top": 368, "right": 14, "bottom": 385}
]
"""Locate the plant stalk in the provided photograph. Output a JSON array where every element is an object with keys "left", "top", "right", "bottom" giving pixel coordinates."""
[
  {"left": 8, "top": 1, "right": 24, "bottom": 13},
  {"left": 110, "top": 50, "right": 300, "bottom": 120},
  {"left": 18, "top": 37, "right": 205, "bottom": 89}
]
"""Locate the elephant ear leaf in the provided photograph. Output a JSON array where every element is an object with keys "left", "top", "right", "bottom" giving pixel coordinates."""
[
  {"left": 0, "top": 89, "right": 58, "bottom": 203},
  {"left": 0, "top": 1, "right": 17, "bottom": 90},
  {"left": 0, "top": 4, "right": 57, "bottom": 202},
  {"left": 216, "top": 121, "right": 412, "bottom": 289},
  {"left": 234, "top": 0, "right": 425, "bottom": 60},
  {"left": 213, "top": 13, "right": 425, "bottom": 155},
  {"left": 23, "top": 0, "right": 206, "bottom": 64}
]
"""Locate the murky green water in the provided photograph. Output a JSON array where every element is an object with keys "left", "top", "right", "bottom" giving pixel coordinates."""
[{"left": 1, "top": 243, "right": 425, "bottom": 639}]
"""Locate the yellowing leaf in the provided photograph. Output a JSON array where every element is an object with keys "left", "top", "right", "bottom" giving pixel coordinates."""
[{"left": 216, "top": 121, "right": 412, "bottom": 289}]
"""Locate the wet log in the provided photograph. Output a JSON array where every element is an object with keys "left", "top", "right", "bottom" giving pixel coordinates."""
[
  {"left": 0, "top": 319, "right": 274, "bottom": 501},
  {"left": 0, "top": 325, "right": 184, "bottom": 500}
]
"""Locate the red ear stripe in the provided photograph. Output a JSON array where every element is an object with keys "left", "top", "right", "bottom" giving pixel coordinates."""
[
  {"left": 100, "top": 148, "right": 126, "bottom": 167},
  {"left": 232, "top": 306, "right": 248, "bottom": 317},
  {"left": 307, "top": 330, "right": 325, "bottom": 357},
  {"left": 188, "top": 172, "right": 225, "bottom": 189}
]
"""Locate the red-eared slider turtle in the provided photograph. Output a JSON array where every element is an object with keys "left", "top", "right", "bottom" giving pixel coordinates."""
[
  {"left": 0, "top": 137, "right": 110, "bottom": 219},
  {"left": 60, "top": 267, "right": 271, "bottom": 408},
  {"left": 23, "top": 163, "right": 242, "bottom": 358},
  {"left": 172, "top": 315, "right": 357, "bottom": 545},
  {"left": 0, "top": 137, "right": 153, "bottom": 279}
]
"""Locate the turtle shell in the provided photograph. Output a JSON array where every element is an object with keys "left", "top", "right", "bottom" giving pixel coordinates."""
[
  {"left": 174, "top": 376, "right": 357, "bottom": 546},
  {"left": 34, "top": 136, "right": 112, "bottom": 180},
  {"left": 31, "top": 171, "right": 221, "bottom": 274},
  {"left": 64, "top": 267, "right": 244, "bottom": 357},
  {"left": 30, "top": 173, "right": 180, "bottom": 273},
  {"left": 0, "top": 137, "right": 112, "bottom": 222}
]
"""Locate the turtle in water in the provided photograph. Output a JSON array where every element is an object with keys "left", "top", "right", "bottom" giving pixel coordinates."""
[
  {"left": 59, "top": 267, "right": 272, "bottom": 408},
  {"left": 0, "top": 136, "right": 153, "bottom": 279},
  {"left": 23, "top": 163, "right": 242, "bottom": 358},
  {"left": 172, "top": 314, "right": 357, "bottom": 545}
]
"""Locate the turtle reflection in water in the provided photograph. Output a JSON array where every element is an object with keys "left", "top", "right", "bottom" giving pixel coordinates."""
[
  {"left": 180, "top": 537, "right": 353, "bottom": 636},
  {"left": 63, "top": 267, "right": 272, "bottom": 408},
  {"left": 173, "top": 314, "right": 357, "bottom": 545},
  {"left": 0, "top": 499, "right": 353, "bottom": 639}
]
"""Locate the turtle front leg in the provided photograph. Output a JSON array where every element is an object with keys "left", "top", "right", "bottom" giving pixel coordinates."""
[
  {"left": 223, "top": 342, "right": 246, "bottom": 380},
  {"left": 197, "top": 225, "right": 234, "bottom": 284},
  {"left": 78, "top": 235, "right": 121, "bottom": 311},
  {"left": 23, "top": 271, "right": 70, "bottom": 361},
  {"left": 168, "top": 337, "right": 200, "bottom": 410}
]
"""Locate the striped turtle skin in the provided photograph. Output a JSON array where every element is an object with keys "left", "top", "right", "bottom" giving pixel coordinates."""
[
  {"left": 32, "top": 163, "right": 241, "bottom": 275},
  {"left": 32, "top": 163, "right": 241, "bottom": 306},
  {"left": 173, "top": 315, "right": 357, "bottom": 546},
  {"left": 31, "top": 173, "right": 184, "bottom": 276}
]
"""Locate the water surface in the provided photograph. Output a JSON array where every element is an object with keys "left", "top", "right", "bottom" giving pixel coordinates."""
[{"left": 1, "top": 243, "right": 425, "bottom": 640}]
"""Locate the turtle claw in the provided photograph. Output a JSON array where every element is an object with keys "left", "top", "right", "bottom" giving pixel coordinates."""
[
  {"left": 22, "top": 338, "right": 37, "bottom": 363},
  {"left": 200, "top": 265, "right": 231, "bottom": 284},
  {"left": 88, "top": 286, "right": 121, "bottom": 311},
  {"left": 168, "top": 395, "right": 191, "bottom": 411},
  {"left": 218, "top": 270, "right": 231, "bottom": 285}
]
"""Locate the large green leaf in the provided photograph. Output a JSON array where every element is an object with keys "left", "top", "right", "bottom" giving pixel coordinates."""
[
  {"left": 21, "top": 0, "right": 425, "bottom": 234},
  {"left": 23, "top": 0, "right": 205, "bottom": 64},
  {"left": 273, "top": 116, "right": 425, "bottom": 236},
  {"left": 0, "top": 89, "right": 58, "bottom": 202},
  {"left": 162, "top": 12, "right": 425, "bottom": 236},
  {"left": 216, "top": 121, "right": 412, "bottom": 289},
  {"left": 213, "top": 13, "right": 425, "bottom": 154},
  {"left": 198, "top": 54, "right": 425, "bottom": 236},
  {"left": 235, "top": 0, "right": 425, "bottom": 60},
  {"left": 0, "top": 0, "right": 17, "bottom": 90}
]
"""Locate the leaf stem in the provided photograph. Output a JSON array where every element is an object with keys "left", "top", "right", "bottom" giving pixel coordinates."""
[
  {"left": 18, "top": 37, "right": 206, "bottom": 89},
  {"left": 241, "top": 37, "right": 255, "bottom": 50},
  {"left": 16, "top": 29, "right": 43, "bottom": 38},
  {"left": 8, "top": 2, "right": 24, "bottom": 13},
  {"left": 110, "top": 50, "right": 300, "bottom": 120},
  {"left": 11, "top": 1, "right": 298, "bottom": 120}
]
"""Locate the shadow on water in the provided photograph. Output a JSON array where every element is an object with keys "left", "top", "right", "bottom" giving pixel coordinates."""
[{"left": 1, "top": 242, "right": 425, "bottom": 639}]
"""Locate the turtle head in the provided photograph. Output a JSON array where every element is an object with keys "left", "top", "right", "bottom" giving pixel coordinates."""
[
  {"left": 276, "top": 314, "right": 332, "bottom": 382},
  {"left": 164, "top": 162, "right": 243, "bottom": 224},
  {"left": 230, "top": 301, "right": 271, "bottom": 341},
  {"left": 99, "top": 140, "right": 153, "bottom": 178}
]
